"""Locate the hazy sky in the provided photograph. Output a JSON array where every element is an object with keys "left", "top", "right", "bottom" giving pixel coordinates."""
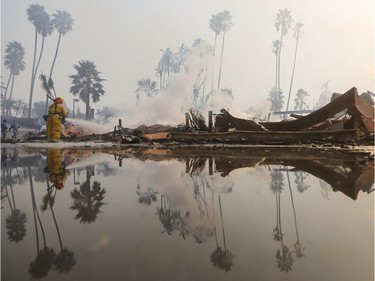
[{"left": 1, "top": 0, "right": 374, "bottom": 126}]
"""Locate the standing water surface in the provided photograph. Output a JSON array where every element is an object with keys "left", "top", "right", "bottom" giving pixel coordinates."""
[{"left": 1, "top": 146, "right": 373, "bottom": 281}]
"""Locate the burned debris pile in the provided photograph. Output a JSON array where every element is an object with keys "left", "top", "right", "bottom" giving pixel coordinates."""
[{"left": 14, "top": 87, "right": 374, "bottom": 146}]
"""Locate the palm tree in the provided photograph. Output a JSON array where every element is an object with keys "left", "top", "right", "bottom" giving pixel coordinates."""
[
  {"left": 272, "top": 40, "right": 281, "bottom": 88},
  {"left": 176, "top": 43, "right": 190, "bottom": 73},
  {"left": 3, "top": 98, "right": 17, "bottom": 117},
  {"left": 49, "top": 10, "right": 73, "bottom": 79},
  {"left": 2, "top": 41, "right": 26, "bottom": 116},
  {"left": 294, "top": 88, "right": 309, "bottom": 110},
  {"left": 275, "top": 9, "right": 293, "bottom": 90},
  {"left": 268, "top": 87, "right": 284, "bottom": 112},
  {"left": 135, "top": 78, "right": 158, "bottom": 104},
  {"left": 26, "top": 4, "right": 53, "bottom": 118},
  {"left": 159, "top": 48, "right": 173, "bottom": 90},
  {"left": 209, "top": 13, "right": 222, "bottom": 92},
  {"left": 317, "top": 81, "right": 331, "bottom": 107},
  {"left": 216, "top": 10, "right": 233, "bottom": 90},
  {"left": 43, "top": 10, "right": 74, "bottom": 113},
  {"left": 286, "top": 22, "right": 304, "bottom": 111},
  {"left": 69, "top": 60, "right": 106, "bottom": 120}
]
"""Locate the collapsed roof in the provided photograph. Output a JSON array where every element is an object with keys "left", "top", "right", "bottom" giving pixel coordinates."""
[{"left": 219, "top": 87, "right": 374, "bottom": 132}]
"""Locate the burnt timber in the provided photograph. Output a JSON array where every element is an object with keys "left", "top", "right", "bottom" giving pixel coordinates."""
[{"left": 169, "top": 87, "right": 374, "bottom": 144}]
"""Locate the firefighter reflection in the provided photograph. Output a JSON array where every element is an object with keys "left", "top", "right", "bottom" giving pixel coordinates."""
[{"left": 44, "top": 148, "right": 68, "bottom": 190}]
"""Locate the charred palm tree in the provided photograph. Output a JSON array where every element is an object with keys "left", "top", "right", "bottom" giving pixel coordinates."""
[{"left": 40, "top": 74, "right": 55, "bottom": 102}]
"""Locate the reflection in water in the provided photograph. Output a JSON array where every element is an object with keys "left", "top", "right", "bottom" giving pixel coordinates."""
[
  {"left": 1, "top": 146, "right": 373, "bottom": 280},
  {"left": 70, "top": 166, "right": 107, "bottom": 224},
  {"left": 2, "top": 149, "right": 28, "bottom": 243}
]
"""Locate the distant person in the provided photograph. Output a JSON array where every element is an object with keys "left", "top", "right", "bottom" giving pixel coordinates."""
[
  {"left": 47, "top": 97, "right": 68, "bottom": 142},
  {"left": 9, "top": 121, "right": 20, "bottom": 140},
  {"left": 1, "top": 120, "right": 9, "bottom": 140}
]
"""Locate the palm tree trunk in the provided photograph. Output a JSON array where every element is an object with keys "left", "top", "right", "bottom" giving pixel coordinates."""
[
  {"left": 5, "top": 186, "right": 14, "bottom": 212},
  {"left": 201, "top": 66, "right": 208, "bottom": 105},
  {"left": 28, "top": 28, "right": 39, "bottom": 118},
  {"left": 212, "top": 191, "right": 218, "bottom": 247},
  {"left": 51, "top": 204, "right": 64, "bottom": 250},
  {"left": 28, "top": 37, "right": 45, "bottom": 118},
  {"left": 277, "top": 34, "right": 283, "bottom": 89},
  {"left": 49, "top": 33, "right": 62, "bottom": 79},
  {"left": 218, "top": 194, "right": 227, "bottom": 250},
  {"left": 9, "top": 74, "right": 15, "bottom": 101},
  {"left": 211, "top": 34, "right": 217, "bottom": 93},
  {"left": 29, "top": 166, "right": 47, "bottom": 249},
  {"left": 286, "top": 39, "right": 299, "bottom": 111},
  {"left": 286, "top": 171, "right": 299, "bottom": 242},
  {"left": 7, "top": 75, "right": 15, "bottom": 117},
  {"left": 85, "top": 90, "right": 90, "bottom": 120},
  {"left": 275, "top": 53, "right": 279, "bottom": 88},
  {"left": 2, "top": 73, "right": 12, "bottom": 116},
  {"left": 3, "top": 73, "right": 12, "bottom": 100},
  {"left": 217, "top": 31, "right": 226, "bottom": 91}
]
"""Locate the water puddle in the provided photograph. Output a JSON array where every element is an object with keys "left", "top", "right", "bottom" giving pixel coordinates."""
[{"left": 1, "top": 146, "right": 373, "bottom": 281}]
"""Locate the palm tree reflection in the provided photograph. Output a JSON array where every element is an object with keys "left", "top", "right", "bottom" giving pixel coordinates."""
[
  {"left": 70, "top": 166, "right": 107, "bottom": 224},
  {"left": 3, "top": 168, "right": 27, "bottom": 242},
  {"left": 28, "top": 165, "right": 56, "bottom": 278},
  {"left": 210, "top": 192, "right": 234, "bottom": 271},
  {"left": 136, "top": 184, "right": 158, "bottom": 206},
  {"left": 269, "top": 168, "right": 295, "bottom": 272},
  {"left": 287, "top": 170, "right": 305, "bottom": 260},
  {"left": 51, "top": 197, "right": 75, "bottom": 272},
  {"left": 157, "top": 194, "right": 190, "bottom": 238},
  {"left": 294, "top": 171, "right": 309, "bottom": 193},
  {"left": 270, "top": 169, "right": 284, "bottom": 242}
]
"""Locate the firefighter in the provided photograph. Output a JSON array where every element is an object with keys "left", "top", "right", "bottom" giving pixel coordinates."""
[
  {"left": 44, "top": 148, "right": 67, "bottom": 190},
  {"left": 46, "top": 97, "right": 68, "bottom": 142}
]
